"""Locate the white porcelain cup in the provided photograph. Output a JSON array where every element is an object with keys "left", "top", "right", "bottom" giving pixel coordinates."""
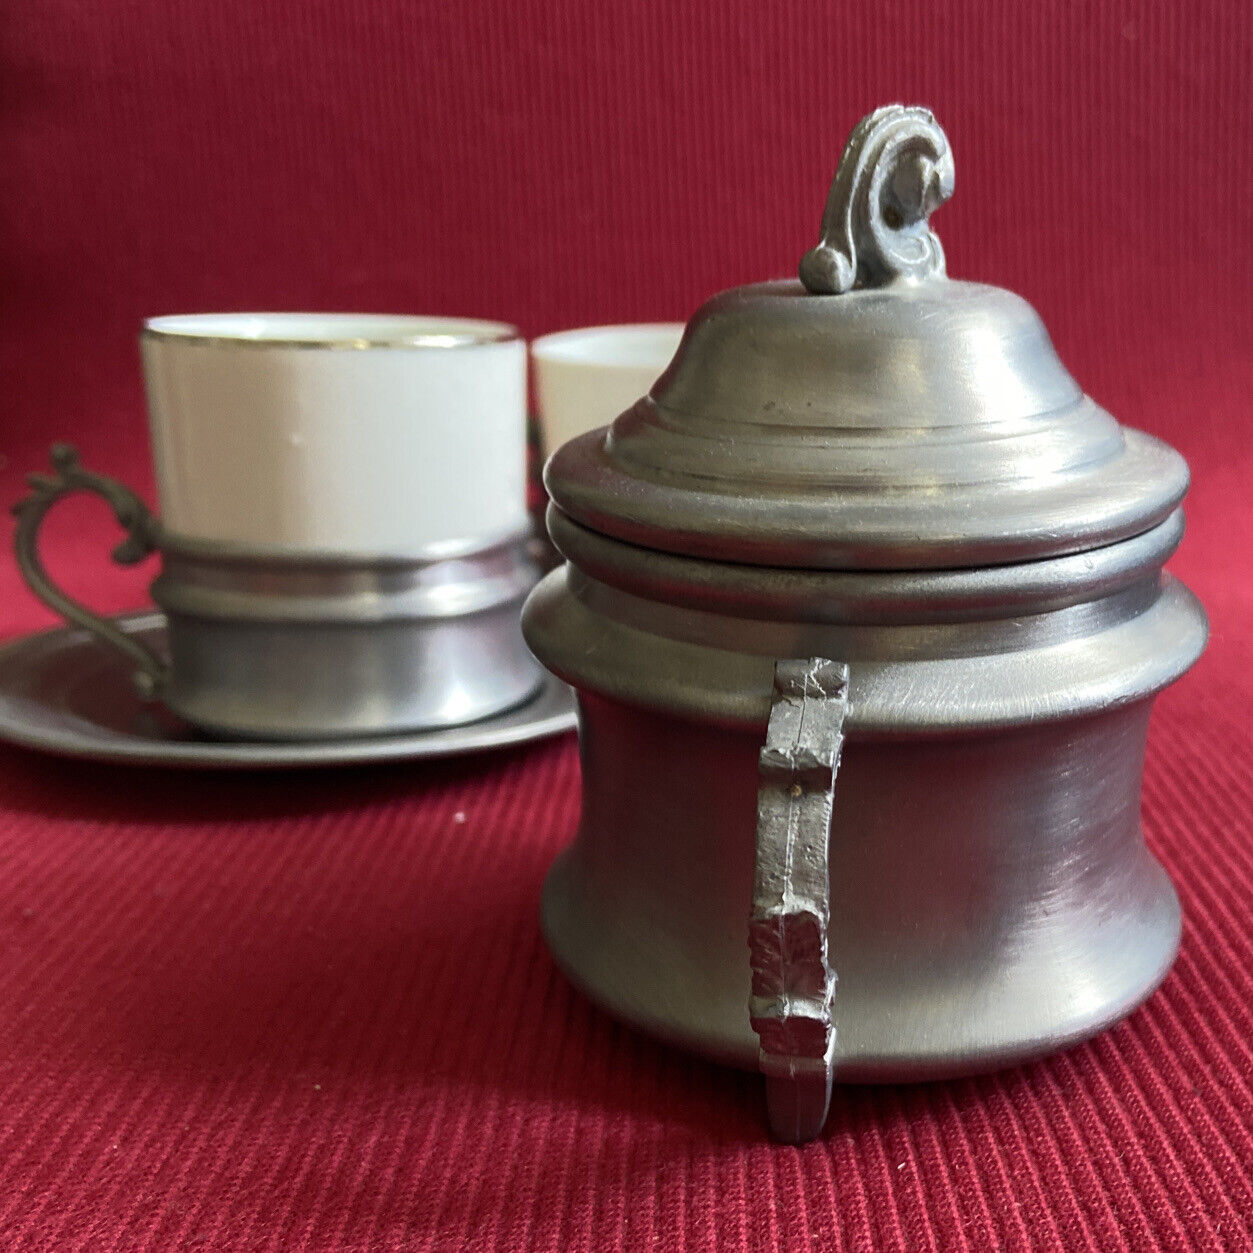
[
  {"left": 141, "top": 313, "right": 528, "bottom": 555},
  {"left": 530, "top": 323, "right": 685, "bottom": 458},
  {"left": 14, "top": 312, "right": 541, "bottom": 739}
]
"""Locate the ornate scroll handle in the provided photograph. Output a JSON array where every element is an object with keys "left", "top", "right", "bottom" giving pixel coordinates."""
[
  {"left": 799, "top": 104, "right": 954, "bottom": 295},
  {"left": 749, "top": 657, "right": 849, "bottom": 1144},
  {"left": 12, "top": 444, "right": 167, "bottom": 698}
]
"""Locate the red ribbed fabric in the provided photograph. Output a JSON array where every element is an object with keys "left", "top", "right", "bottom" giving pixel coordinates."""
[{"left": 1, "top": 2, "right": 1250, "bottom": 1248}]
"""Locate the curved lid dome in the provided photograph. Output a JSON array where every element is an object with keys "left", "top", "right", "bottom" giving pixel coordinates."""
[{"left": 546, "top": 105, "right": 1188, "bottom": 570}]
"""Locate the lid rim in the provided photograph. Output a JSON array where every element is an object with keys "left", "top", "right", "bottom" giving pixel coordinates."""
[
  {"left": 546, "top": 427, "right": 1189, "bottom": 572},
  {"left": 547, "top": 505, "right": 1188, "bottom": 625}
]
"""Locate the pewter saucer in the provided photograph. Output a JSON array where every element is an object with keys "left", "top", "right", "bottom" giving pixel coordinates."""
[{"left": 0, "top": 611, "right": 577, "bottom": 769}]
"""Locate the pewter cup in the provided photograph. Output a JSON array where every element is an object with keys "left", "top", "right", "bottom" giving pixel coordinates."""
[{"left": 13, "top": 314, "right": 543, "bottom": 740}]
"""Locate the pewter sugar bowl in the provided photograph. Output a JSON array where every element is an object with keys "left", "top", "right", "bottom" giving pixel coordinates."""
[{"left": 523, "top": 106, "right": 1207, "bottom": 1143}]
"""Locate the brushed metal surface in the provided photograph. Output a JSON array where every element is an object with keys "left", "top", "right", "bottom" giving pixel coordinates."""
[
  {"left": 153, "top": 534, "right": 543, "bottom": 739},
  {"left": 540, "top": 695, "right": 1180, "bottom": 1079},
  {"left": 523, "top": 105, "right": 1208, "bottom": 1142},
  {"left": 546, "top": 298, "right": 1188, "bottom": 569},
  {"left": 543, "top": 110, "right": 1188, "bottom": 570},
  {"left": 524, "top": 560, "right": 1205, "bottom": 734},
  {"left": 0, "top": 612, "right": 577, "bottom": 768},
  {"left": 525, "top": 525, "right": 1204, "bottom": 1079}
]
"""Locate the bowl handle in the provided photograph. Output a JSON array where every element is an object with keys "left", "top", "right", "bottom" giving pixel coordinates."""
[
  {"left": 749, "top": 657, "right": 849, "bottom": 1143},
  {"left": 12, "top": 444, "right": 167, "bottom": 698}
]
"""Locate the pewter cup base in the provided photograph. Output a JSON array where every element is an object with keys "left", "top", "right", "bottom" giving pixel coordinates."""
[
  {"left": 151, "top": 533, "right": 543, "bottom": 741},
  {"left": 161, "top": 607, "right": 541, "bottom": 741}
]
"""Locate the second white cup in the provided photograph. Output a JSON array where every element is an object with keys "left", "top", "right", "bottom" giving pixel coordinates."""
[{"left": 531, "top": 323, "right": 685, "bottom": 458}]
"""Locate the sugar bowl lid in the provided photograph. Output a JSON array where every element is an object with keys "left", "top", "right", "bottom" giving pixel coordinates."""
[{"left": 546, "top": 105, "right": 1189, "bottom": 570}]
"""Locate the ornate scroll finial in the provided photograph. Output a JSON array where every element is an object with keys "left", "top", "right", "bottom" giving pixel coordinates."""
[{"left": 799, "top": 104, "right": 954, "bottom": 295}]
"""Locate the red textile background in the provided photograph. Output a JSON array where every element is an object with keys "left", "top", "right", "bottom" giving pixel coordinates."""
[{"left": 1, "top": 2, "right": 1251, "bottom": 1249}]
